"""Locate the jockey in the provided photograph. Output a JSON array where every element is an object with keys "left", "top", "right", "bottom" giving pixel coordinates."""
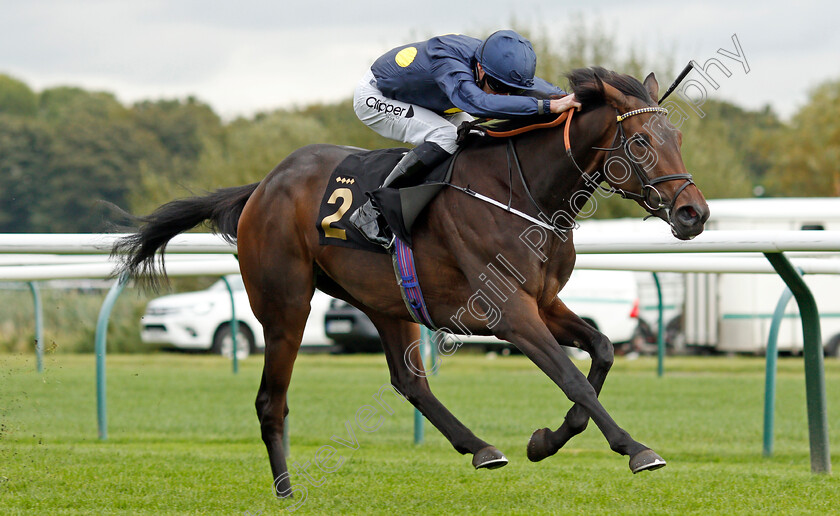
[{"left": 349, "top": 29, "right": 582, "bottom": 247}]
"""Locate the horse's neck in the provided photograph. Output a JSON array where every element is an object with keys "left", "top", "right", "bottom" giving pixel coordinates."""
[{"left": 515, "top": 107, "right": 614, "bottom": 221}]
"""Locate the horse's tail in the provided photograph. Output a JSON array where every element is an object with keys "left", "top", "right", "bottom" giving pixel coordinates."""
[{"left": 111, "top": 182, "right": 260, "bottom": 289}]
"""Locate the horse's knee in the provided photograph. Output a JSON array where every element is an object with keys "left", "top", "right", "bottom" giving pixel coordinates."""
[{"left": 590, "top": 333, "right": 614, "bottom": 369}]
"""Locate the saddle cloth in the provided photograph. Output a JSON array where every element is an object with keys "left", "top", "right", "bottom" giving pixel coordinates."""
[{"left": 317, "top": 148, "right": 454, "bottom": 253}]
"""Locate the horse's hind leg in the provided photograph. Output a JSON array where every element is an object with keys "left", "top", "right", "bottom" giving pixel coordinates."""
[
  {"left": 527, "top": 299, "right": 617, "bottom": 462},
  {"left": 254, "top": 311, "right": 309, "bottom": 497},
  {"left": 245, "top": 261, "right": 313, "bottom": 498},
  {"left": 370, "top": 314, "right": 507, "bottom": 469}
]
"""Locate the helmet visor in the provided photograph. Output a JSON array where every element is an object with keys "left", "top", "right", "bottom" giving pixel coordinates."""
[{"left": 485, "top": 74, "right": 525, "bottom": 96}]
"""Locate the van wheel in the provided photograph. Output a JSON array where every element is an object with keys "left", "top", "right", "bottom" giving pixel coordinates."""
[
  {"left": 212, "top": 324, "right": 254, "bottom": 360},
  {"left": 824, "top": 334, "right": 840, "bottom": 358}
]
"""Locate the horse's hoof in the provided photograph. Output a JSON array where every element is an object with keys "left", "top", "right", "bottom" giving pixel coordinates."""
[
  {"left": 629, "top": 448, "right": 667, "bottom": 473},
  {"left": 472, "top": 446, "right": 509, "bottom": 470},
  {"left": 527, "top": 427, "right": 558, "bottom": 462}
]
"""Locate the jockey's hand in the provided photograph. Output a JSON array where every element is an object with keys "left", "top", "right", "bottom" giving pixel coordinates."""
[{"left": 550, "top": 94, "right": 581, "bottom": 114}]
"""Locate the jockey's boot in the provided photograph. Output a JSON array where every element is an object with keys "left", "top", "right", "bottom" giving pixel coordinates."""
[{"left": 349, "top": 141, "right": 450, "bottom": 247}]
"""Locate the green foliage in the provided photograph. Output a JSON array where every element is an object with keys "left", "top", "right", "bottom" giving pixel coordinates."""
[
  {"left": 132, "top": 97, "right": 223, "bottom": 161},
  {"left": 0, "top": 86, "right": 225, "bottom": 231},
  {"left": 40, "top": 99, "right": 164, "bottom": 232},
  {"left": 676, "top": 100, "right": 763, "bottom": 200},
  {"left": 200, "top": 110, "right": 332, "bottom": 188},
  {"left": 38, "top": 86, "right": 125, "bottom": 123},
  {"left": 0, "top": 74, "right": 38, "bottom": 116},
  {"left": 124, "top": 98, "right": 226, "bottom": 215},
  {"left": 763, "top": 79, "right": 840, "bottom": 197},
  {"left": 0, "top": 115, "right": 52, "bottom": 231}
]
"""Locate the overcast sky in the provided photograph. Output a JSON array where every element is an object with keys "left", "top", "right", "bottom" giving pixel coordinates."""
[{"left": 1, "top": 1, "right": 838, "bottom": 121}]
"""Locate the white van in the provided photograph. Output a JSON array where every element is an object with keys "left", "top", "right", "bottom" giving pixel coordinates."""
[
  {"left": 398, "top": 268, "right": 641, "bottom": 355},
  {"left": 140, "top": 275, "right": 335, "bottom": 358},
  {"left": 560, "top": 268, "right": 640, "bottom": 344}
]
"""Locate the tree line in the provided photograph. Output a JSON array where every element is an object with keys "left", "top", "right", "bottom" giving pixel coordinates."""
[{"left": 0, "top": 25, "right": 836, "bottom": 233}]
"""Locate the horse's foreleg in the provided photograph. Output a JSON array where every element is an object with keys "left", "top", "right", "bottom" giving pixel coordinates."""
[
  {"left": 528, "top": 299, "right": 615, "bottom": 461},
  {"left": 370, "top": 315, "right": 507, "bottom": 469},
  {"left": 500, "top": 301, "right": 663, "bottom": 472}
]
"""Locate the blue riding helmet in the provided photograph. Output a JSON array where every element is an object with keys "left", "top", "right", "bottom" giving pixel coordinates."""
[{"left": 475, "top": 30, "right": 537, "bottom": 90}]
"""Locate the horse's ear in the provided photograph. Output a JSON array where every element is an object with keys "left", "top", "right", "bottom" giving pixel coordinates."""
[
  {"left": 643, "top": 72, "right": 660, "bottom": 103},
  {"left": 596, "top": 73, "right": 629, "bottom": 109}
]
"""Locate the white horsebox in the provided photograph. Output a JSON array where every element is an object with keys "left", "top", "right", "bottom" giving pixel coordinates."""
[{"left": 577, "top": 198, "right": 840, "bottom": 355}]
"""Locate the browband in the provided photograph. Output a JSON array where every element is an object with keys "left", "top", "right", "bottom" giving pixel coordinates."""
[{"left": 616, "top": 106, "right": 668, "bottom": 122}]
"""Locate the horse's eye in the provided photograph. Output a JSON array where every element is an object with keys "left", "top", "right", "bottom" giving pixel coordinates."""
[{"left": 630, "top": 134, "right": 651, "bottom": 148}]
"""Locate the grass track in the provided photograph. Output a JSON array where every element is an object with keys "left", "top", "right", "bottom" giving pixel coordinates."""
[{"left": 1, "top": 352, "right": 839, "bottom": 514}]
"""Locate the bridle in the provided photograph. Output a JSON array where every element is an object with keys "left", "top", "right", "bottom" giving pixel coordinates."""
[
  {"left": 564, "top": 106, "right": 695, "bottom": 215},
  {"left": 444, "top": 101, "right": 697, "bottom": 236}
]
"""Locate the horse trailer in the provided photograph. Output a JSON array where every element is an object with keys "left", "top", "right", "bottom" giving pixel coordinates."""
[{"left": 578, "top": 198, "right": 840, "bottom": 356}]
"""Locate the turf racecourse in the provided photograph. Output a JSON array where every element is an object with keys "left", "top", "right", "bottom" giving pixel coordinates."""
[{"left": 1, "top": 352, "right": 839, "bottom": 515}]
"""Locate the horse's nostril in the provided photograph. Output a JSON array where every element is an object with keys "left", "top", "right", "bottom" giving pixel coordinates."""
[{"left": 676, "top": 205, "right": 699, "bottom": 225}]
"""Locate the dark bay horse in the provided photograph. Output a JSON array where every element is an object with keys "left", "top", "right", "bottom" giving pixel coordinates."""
[{"left": 113, "top": 67, "right": 709, "bottom": 497}]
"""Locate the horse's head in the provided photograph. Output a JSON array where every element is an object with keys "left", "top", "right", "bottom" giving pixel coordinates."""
[{"left": 569, "top": 68, "right": 710, "bottom": 240}]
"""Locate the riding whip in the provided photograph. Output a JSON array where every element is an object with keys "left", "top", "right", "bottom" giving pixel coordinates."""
[{"left": 658, "top": 61, "right": 694, "bottom": 104}]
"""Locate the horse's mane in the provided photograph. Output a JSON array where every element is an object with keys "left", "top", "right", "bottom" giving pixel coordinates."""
[{"left": 567, "top": 66, "right": 653, "bottom": 110}]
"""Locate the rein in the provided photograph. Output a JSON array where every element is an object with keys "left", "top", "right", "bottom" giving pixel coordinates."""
[
  {"left": 564, "top": 106, "right": 695, "bottom": 214},
  {"left": 445, "top": 104, "right": 694, "bottom": 234}
]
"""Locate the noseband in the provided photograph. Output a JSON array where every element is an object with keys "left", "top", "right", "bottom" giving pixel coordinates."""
[{"left": 564, "top": 106, "right": 695, "bottom": 214}]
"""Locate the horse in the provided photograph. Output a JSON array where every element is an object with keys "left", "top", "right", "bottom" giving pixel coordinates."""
[{"left": 113, "top": 66, "right": 710, "bottom": 497}]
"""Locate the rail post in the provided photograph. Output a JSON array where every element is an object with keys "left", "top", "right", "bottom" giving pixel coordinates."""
[
  {"left": 414, "top": 326, "right": 434, "bottom": 445},
  {"left": 652, "top": 272, "right": 665, "bottom": 377},
  {"left": 95, "top": 272, "right": 129, "bottom": 440},
  {"left": 283, "top": 416, "right": 290, "bottom": 458},
  {"left": 763, "top": 284, "right": 795, "bottom": 457},
  {"left": 764, "top": 252, "right": 830, "bottom": 473},
  {"left": 220, "top": 275, "right": 239, "bottom": 374},
  {"left": 28, "top": 281, "right": 44, "bottom": 373}
]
